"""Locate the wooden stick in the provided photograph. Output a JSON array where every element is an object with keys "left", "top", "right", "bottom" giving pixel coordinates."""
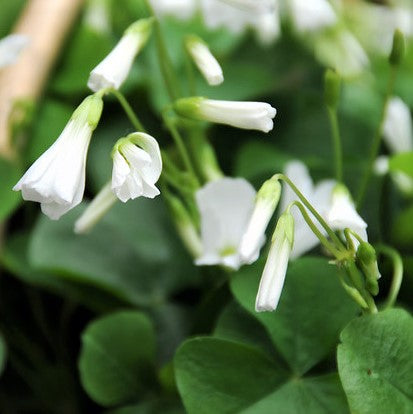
[{"left": 0, "top": 0, "right": 85, "bottom": 159}]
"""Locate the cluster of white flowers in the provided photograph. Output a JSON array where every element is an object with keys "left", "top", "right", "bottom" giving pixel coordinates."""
[{"left": 13, "top": 15, "right": 276, "bottom": 234}]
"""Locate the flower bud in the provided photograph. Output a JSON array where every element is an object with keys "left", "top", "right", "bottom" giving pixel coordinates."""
[
  {"left": 173, "top": 97, "right": 276, "bottom": 133},
  {"left": 324, "top": 69, "right": 341, "bottom": 110},
  {"left": 240, "top": 177, "right": 281, "bottom": 263},
  {"left": 356, "top": 242, "right": 381, "bottom": 296},
  {"left": 166, "top": 193, "right": 202, "bottom": 258},
  {"left": 389, "top": 29, "right": 405, "bottom": 66},
  {"left": 185, "top": 35, "right": 223, "bottom": 86},
  {"left": 74, "top": 182, "right": 117, "bottom": 234},
  {"left": 88, "top": 17, "right": 154, "bottom": 92},
  {"left": 255, "top": 211, "right": 294, "bottom": 312}
]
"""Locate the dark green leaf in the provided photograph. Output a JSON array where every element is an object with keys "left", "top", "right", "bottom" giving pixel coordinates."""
[
  {"left": 337, "top": 308, "right": 413, "bottom": 414},
  {"left": 231, "top": 257, "right": 359, "bottom": 375},
  {"left": 28, "top": 199, "right": 200, "bottom": 307},
  {"left": 79, "top": 311, "right": 156, "bottom": 407}
]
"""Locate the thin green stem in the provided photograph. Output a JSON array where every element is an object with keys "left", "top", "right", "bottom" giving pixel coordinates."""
[
  {"left": 276, "top": 174, "right": 347, "bottom": 251},
  {"left": 290, "top": 201, "right": 345, "bottom": 259},
  {"left": 184, "top": 44, "right": 197, "bottom": 96},
  {"left": 108, "top": 89, "right": 146, "bottom": 132},
  {"left": 144, "top": 0, "right": 181, "bottom": 101},
  {"left": 356, "top": 66, "right": 397, "bottom": 208},
  {"left": 376, "top": 244, "right": 403, "bottom": 309},
  {"left": 162, "top": 113, "right": 198, "bottom": 183},
  {"left": 327, "top": 106, "right": 343, "bottom": 182}
]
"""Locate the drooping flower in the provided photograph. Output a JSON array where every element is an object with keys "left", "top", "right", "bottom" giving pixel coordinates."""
[
  {"left": 383, "top": 97, "right": 413, "bottom": 154},
  {"left": 88, "top": 18, "right": 153, "bottom": 92},
  {"left": 0, "top": 34, "right": 29, "bottom": 68},
  {"left": 74, "top": 182, "right": 117, "bottom": 234},
  {"left": 13, "top": 94, "right": 104, "bottom": 220},
  {"left": 185, "top": 35, "right": 224, "bottom": 86},
  {"left": 174, "top": 97, "right": 277, "bottom": 132},
  {"left": 111, "top": 132, "right": 162, "bottom": 202},
  {"left": 195, "top": 177, "right": 258, "bottom": 270},
  {"left": 239, "top": 176, "right": 281, "bottom": 263},
  {"left": 288, "top": 0, "right": 337, "bottom": 33},
  {"left": 255, "top": 211, "right": 294, "bottom": 312}
]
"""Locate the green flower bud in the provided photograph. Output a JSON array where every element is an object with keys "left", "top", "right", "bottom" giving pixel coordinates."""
[
  {"left": 389, "top": 29, "right": 405, "bottom": 66},
  {"left": 324, "top": 69, "right": 341, "bottom": 109},
  {"left": 356, "top": 242, "right": 380, "bottom": 296}
]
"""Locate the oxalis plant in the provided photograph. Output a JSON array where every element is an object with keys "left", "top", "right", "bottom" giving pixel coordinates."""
[{"left": 1, "top": 0, "right": 413, "bottom": 413}]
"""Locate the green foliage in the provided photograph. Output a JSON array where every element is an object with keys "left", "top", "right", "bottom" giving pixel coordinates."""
[
  {"left": 0, "top": 157, "right": 21, "bottom": 220},
  {"left": 174, "top": 257, "right": 358, "bottom": 413},
  {"left": 337, "top": 309, "right": 413, "bottom": 414},
  {"left": 231, "top": 257, "right": 359, "bottom": 375},
  {"left": 389, "top": 152, "right": 413, "bottom": 178},
  {"left": 28, "top": 199, "right": 200, "bottom": 307},
  {"left": 0, "top": 333, "right": 6, "bottom": 377},
  {"left": 79, "top": 311, "right": 156, "bottom": 407}
]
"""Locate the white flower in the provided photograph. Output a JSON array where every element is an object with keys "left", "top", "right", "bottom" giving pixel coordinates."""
[
  {"left": 383, "top": 97, "right": 413, "bottom": 154},
  {"left": 327, "top": 184, "right": 367, "bottom": 231},
  {"left": 185, "top": 35, "right": 224, "bottom": 86},
  {"left": 255, "top": 211, "right": 294, "bottom": 312},
  {"left": 149, "top": 0, "right": 196, "bottom": 20},
  {"left": 74, "top": 182, "right": 117, "bottom": 234},
  {"left": 239, "top": 177, "right": 281, "bottom": 263},
  {"left": 0, "top": 34, "right": 29, "bottom": 68},
  {"left": 174, "top": 97, "right": 277, "bottom": 132},
  {"left": 88, "top": 18, "right": 153, "bottom": 92},
  {"left": 195, "top": 177, "right": 258, "bottom": 270},
  {"left": 13, "top": 95, "right": 103, "bottom": 220},
  {"left": 289, "top": 0, "right": 337, "bottom": 33},
  {"left": 315, "top": 29, "right": 369, "bottom": 77},
  {"left": 200, "top": 0, "right": 280, "bottom": 44},
  {"left": 111, "top": 132, "right": 162, "bottom": 202}
]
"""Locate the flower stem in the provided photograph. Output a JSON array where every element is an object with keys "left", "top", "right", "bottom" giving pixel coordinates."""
[
  {"left": 327, "top": 106, "right": 343, "bottom": 182},
  {"left": 290, "top": 201, "right": 345, "bottom": 259},
  {"left": 356, "top": 66, "right": 397, "bottom": 208},
  {"left": 108, "top": 89, "right": 146, "bottom": 132},
  {"left": 376, "top": 244, "right": 403, "bottom": 309},
  {"left": 162, "top": 113, "right": 198, "bottom": 183},
  {"left": 277, "top": 174, "right": 347, "bottom": 252}
]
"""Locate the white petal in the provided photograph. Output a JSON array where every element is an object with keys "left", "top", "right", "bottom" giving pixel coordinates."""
[
  {"left": 255, "top": 237, "right": 290, "bottom": 312},
  {"left": 327, "top": 192, "right": 367, "bottom": 231},
  {"left": 383, "top": 97, "right": 413, "bottom": 154},
  {"left": 195, "top": 177, "right": 256, "bottom": 266},
  {"left": 150, "top": 0, "right": 196, "bottom": 20},
  {"left": 199, "top": 99, "right": 277, "bottom": 132},
  {"left": 289, "top": 0, "right": 336, "bottom": 33},
  {"left": 130, "top": 132, "right": 162, "bottom": 184}
]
